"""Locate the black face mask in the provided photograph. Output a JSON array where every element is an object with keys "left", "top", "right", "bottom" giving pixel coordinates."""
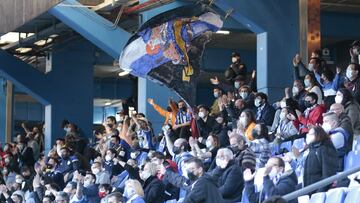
[
  {"left": 108, "top": 124, "right": 114, "bottom": 129},
  {"left": 252, "top": 129, "right": 259, "bottom": 139},
  {"left": 167, "top": 106, "right": 172, "bottom": 112},
  {"left": 304, "top": 101, "right": 313, "bottom": 108},
  {"left": 230, "top": 146, "right": 240, "bottom": 154},
  {"left": 181, "top": 107, "right": 187, "bottom": 112},
  {"left": 187, "top": 170, "right": 198, "bottom": 181},
  {"left": 173, "top": 146, "right": 181, "bottom": 155}
]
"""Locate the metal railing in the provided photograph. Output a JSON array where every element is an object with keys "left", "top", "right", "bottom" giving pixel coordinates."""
[{"left": 283, "top": 166, "right": 360, "bottom": 201}]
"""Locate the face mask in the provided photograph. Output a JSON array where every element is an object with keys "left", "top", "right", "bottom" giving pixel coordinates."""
[
  {"left": 206, "top": 140, "right": 213, "bottom": 148},
  {"left": 268, "top": 167, "right": 278, "bottom": 179},
  {"left": 4, "top": 158, "right": 10, "bottom": 164},
  {"left": 198, "top": 111, "right": 205, "bottom": 119},
  {"left": 280, "top": 101, "right": 287, "bottom": 108},
  {"left": 306, "top": 134, "right": 316, "bottom": 145},
  {"left": 304, "top": 79, "right": 311, "bottom": 88},
  {"left": 166, "top": 106, "right": 172, "bottom": 112},
  {"left": 346, "top": 67, "right": 357, "bottom": 80},
  {"left": 279, "top": 112, "right": 287, "bottom": 120},
  {"left": 234, "top": 82, "right": 240, "bottom": 89},
  {"left": 130, "top": 152, "right": 138, "bottom": 159},
  {"left": 231, "top": 146, "right": 240, "bottom": 154},
  {"left": 239, "top": 117, "right": 248, "bottom": 128},
  {"left": 108, "top": 124, "right": 114, "bottom": 129},
  {"left": 240, "top": 92, "right": 248, "bottom": 99},
  {"left": 354, "top": 48, "right": 360, "bottom": 56},
  {"left": 99, "top": 191, "right": 107, "bottom": 198},
  {"left": 292, "top": 87, "right": 299, "bottom": 95},
  {"left": 216, "top": 158, "right": 228, "bottom": 169},
  {"left": 181, "top": 106, "right": 187, "bottom": 112},
  {"left": 92, "top": 168, "right": 100, "bottom": 175},
  {"left": 252, "top": 129, "right": 259, "bottom": 139},
  {"left": 232, "top": 57, "right": 237, "bottom": 63},
  {"left": 84, "top": 180, "right": 92, "bottom": 187},
  {"left": 173, "top": 146, "right": 181, "bottom": 155},
  {"left": 335, "top": 95, "right": 343, "bottom": 104},
  {"left": 308, "top": 63, "right": 315, "bottom": 72},
  {"left": 105, "top": 155, "right": 112, "bottom": 162},
  {"left": 187, "top": 170, "right": 198, "bottom": 181},
  {"left": 254, "top": 99, "right": 262, "bottom": 107},
  {"left": 140, "top": 170, "right": 151, "bottom": 181},
  {"left": 322, "top": 123, "right": 333, "bottom": 133},
  {"left": 304, "top": 101, "right": 313, "bottom": 108},
  {"left": 123, "top": 187, "right": 135, "bottom": 198},
  {"left": 45, "top": 190, "right": 52, "bottom": 196},
  {"left": 214, "top": 92, "right": 220, "bottom": 98}
]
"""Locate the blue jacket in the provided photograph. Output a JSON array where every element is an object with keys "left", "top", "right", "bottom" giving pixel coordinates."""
[{"left": 256, "top": 103, "right": 276, "bottom": 126}]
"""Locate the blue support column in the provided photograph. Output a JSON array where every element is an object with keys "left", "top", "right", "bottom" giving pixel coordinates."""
[
  {"left": 215, "top": 0, "right": 300, "bottom": 101},
  {"left": 0, "top": 78, "right": 6, "bottom": 144}
]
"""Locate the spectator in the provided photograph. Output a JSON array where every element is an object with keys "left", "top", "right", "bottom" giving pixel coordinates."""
[
  {"left": 107, "top": 192, "right": 124, "bottom": 203},
  {"left": 55, "top": 191, "right": 70, "bottom": 203},
  {"left": 335, "top": 88, "right": 360, "bottom": 136},
  {"left": 294, "top": 92, "right": 325, "bottom": 134},
  {"left": 228, "top": 131, "right": 256, "bottom": 171},
  {"left": 237, "top": 109, "right": 257, "bottom": 141},
  {"left": 329, "top": 103, "right": 354, "bottom": 142},
  {"left": 322, "top": 112, "right": 351, "bottom": 171},
  {"left": 244, "top": 157, "right": 298, "bottom": 203},
  {"left": 344, "top": 63, "right": 360, "bottom": 104},
  {"left": 286, "top": 79, "right": 307, "bottom": 112},
  {"left": 173, "top": 100, "right": 191, "bottom": 140},
  {"left": 210, "top": 148, "right": 243, "bottom": 202},
  {"left": 123, "top": 179, "right": 145, "bottom": 203},
  {"left": 248, "top": 123, "right": 272, "bottom": 168},
  {"left": 210, "top": 87, "right": 224, "bottom": 117},
  {"left": 314, "top": 67, "right": 341, "bottom": 109},
  {"left": 147, "top": 98, "right": 178, "bottom": 127},
  {"left": 197, "top": 105, "right": 216, "bottom": 139},
  {"left": 303, "top": 126, "right": 338, "bottom": 193},
  {"left": 91, "top": 161, "right": 111, "bottom": 185},
  {"left": 254, "top": 92, "right": 276, "bottom": 127},
  {"left": 140, "top": 162, "right": 165, "bottom": 203},
  {"left": 189, "top": 134, "right": 219, "bottom": 170},
  {"left": 182, "top": 158, "right": 225, "bottom": 203},
  {"left": 274, "top": 107, "right": 299, "bottom": 141}
]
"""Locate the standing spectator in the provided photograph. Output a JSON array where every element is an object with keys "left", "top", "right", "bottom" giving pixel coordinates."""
[
  {"left": 147, "top": 98, "right": 178, "bottom": 127},
  {"left": 140, "top": 162, "right": 165, "bottom": 203},
  {"left": 173, "top": 100, "right": 191, "bottom": 140},
  {"left": 197, "top": 105, "right": 216, "bottom": 139},
  {"left": 254, "top": 92, "right": 276, "bottom": 127},
  {"left": 344, "top": 63, "right": 360, "bottom": 104}
]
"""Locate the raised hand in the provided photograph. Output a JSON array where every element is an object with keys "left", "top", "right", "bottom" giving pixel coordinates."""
[
  {"left": 243, "top": 168, "right": 256, "bottom": 182},
  {"left": 210, "top": 76, "right": 219, "bottom": 85}
]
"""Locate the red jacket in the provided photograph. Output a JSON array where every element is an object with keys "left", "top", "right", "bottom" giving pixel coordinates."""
[{"left": 295, "top": 104, "right": 326, "bottom": 133}]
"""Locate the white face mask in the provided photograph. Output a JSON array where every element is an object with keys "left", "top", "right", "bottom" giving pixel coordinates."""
[
  {"left": 234, "top": 82, "right": 240, "bottom": 89},
  {"left": 280, "top": 101, "right": 287, "bottom": 108},
  {"left": 105, "top": 155, "right": 112, "bottom": 162},
  {"left": 214, "top": 92, "right": 220, "bottom": 98},
  {"left": 84, "top": 180, "right": 93, "bottom": 188},
  {"left": 268, "top": 167, "right": 278, "bottom": 179},
  {"left": 206, "top": 140, "right": 213, "bottom": 148},
  {"left": 91, "top": 168, "right": 100, "bottom": 175},
  {"left": 279, "top": 112, "right": 287, "bottom": 120},
  {"left": 346, "top": 67, "right": 357, "bottom": 81},
  {"left": 292, "top": 86, "right": 299, "bottom": 95},
  {"left": 232, "top": 57, "right": 237, "bottom": 63},
  {"left": 306, "top": 134, "right": 315, "bottom": 145},
  {"left": 130, "top": 152, "right": 138, "bottom": 160},
  {"left": 322, "top": 122, "right": 333, "bottom": 133},
  {"left": 254, "top": 99, "right": 262, "bottom": 107},
  {"left": 240, "top": 92, "right": 248, "bottom": 99},
  {"left": 308, "top": 63, "right": 315, "bottom": 72},
  {"left": 335, "top": 95, "right": 343, "bottom": 104},
  {"left": 140, "top": 170, "right": 151, "bottom": 181},
  {"left": 304, "top": 79, "right": 311, "bottom": 88},
  {"left": 198, "top": 111, "right": 205, "bottom": 119},
  {"left": 216, "top": 158, "right": 228, "bottom": 169}
]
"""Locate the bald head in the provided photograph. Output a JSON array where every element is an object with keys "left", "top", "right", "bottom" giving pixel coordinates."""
[
  {"left": 174, "top": 138, "right": 187, "bottom": 148},
  {"left": 330, "top": 103, "right": 345, "bottom": 116}
]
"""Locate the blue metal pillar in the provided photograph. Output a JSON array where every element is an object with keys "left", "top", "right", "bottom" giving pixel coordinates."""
[{"left": 215, "top": 0, "right": 300, "bottom": 101}]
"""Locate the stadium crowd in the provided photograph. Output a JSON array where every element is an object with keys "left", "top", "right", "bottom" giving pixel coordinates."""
[{"left": 1, "top": 43, "right": 360, "bottom": 203}]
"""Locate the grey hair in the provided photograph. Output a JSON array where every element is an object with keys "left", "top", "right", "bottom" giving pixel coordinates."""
[{"left": 217, "top": 148, "right": 234, "bottom": 160}]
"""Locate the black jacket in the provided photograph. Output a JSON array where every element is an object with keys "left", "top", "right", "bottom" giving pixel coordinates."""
[
  {"left": 210, "top": 161, "right": 244, "bottom": 202},
  {"left": 183, "top": 174, "right": 225, "bottom": 203},
  {"left": 143, "top": 176, "right": 166, "bottom": 203},
  {"left": 245, "top": 170, "right": 298, "bottom": 203},
  {"left": 197, "top": 116, "right": 216, "bottom": 139},
  {"left": 256, "top": 103, "right": 276, "bottom": 127},
  {"left": 303, "top": 140, "right": 338, "bottom": 193}
]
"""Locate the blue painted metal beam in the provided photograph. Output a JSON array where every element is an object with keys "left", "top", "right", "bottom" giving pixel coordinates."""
[{"left": 49, "top": 0, "right": 131, "bottom": 59}]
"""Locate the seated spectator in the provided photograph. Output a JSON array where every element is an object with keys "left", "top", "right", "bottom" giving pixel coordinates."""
[
  {"left": 140, "top": 162, "right": 165, "bottom": 203},
  {"left": 123, "top": 179, "right": 145, "bottom": 203},
  {"left": 210, "top": 87, "right": 224, "bottom": 117},
  {"left": 106, "top": 192, "right": 124, "bottom": 203},
  {"left": 91, "top": 161, "right": 111, "bottom": 185},
  {"left": 304, "top": 73, "right": 323, "bottom": 105},
  {"left": 147, "top": 97, "right": 178, "bottom": 127},
  {"left": 285, "top": 79, "right": 307, "bottom": 112},
  {"left": 223, "top": 98, "right": 245, "bottom": 129},
  {"left": 322, "top": 112, "right": 351, "bottom": 171},
  {"left": 210, "top": 148, "right": 243, "bottom": 202},
  {"left": 189, "top": 134, "right": 219, "bottom": 169},
  {"left": 335, "top": 88, "right": 360, "bottom": 136},
  {"left": 239, "top": 85, "right": 256, "bottom": 110},
  {"left": 274, "top": 107, "right": 299, "bottom": 141},
  {"left": 344, "top": 62, "right": 360, "bottom": 104},
  {"left": 294, "top": 92, "right": 325, "bottom": 134},
  {"left": 104, "top": 148, "right": 124, "bottom": 177},
  {"left": 254, "top": 92, "right": 276, "bottom": 127},
  {"left": 228, "top": 131, "right": 256, "bottom": 171},
  {"left": 237, "top": 109, "right": 257, "bottom": 141},
  {"left": 99, "top": 184, "right": 112, "bottom": 203},
  {"left": 182, "top": 158, "right": 225, "bottom": 203},
  {"left": 329, "top": 103, "right": 354, "bottom": 142},
  {"left": 248, "top": 123, "right": 272, "bottom": 168},
  {"left": 244, "top": 157, "right": 298, "bottom": 203},
  {"left": 56, "top": 191, "right": 70, "bottom": 203},
  {"left": 197, "top": 105, "right": 216, "bottom": 139},
  {"left": 303, "top": 126, "right": 338, "bottom": 193}
]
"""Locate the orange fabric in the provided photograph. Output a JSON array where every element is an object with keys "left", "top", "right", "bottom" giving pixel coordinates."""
[
  {"left": 245, "top": 122, "right": 256, "bottom": 141},
  {"left": 152, "top": 103, "right": 178, "bottom": 126}
]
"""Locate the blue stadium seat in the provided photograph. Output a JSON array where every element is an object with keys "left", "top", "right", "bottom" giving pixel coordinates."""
[
  {"left": 280, "top": 141, "right": 292, "bottom": 153},
  {"left": 325, "top": 188, "right": 346, "bottom": 203},
  {"left": 344, "top": 187, "right": 360, "bottom": 203},
  {"left": 345, "top": 150, "right": 360, "bottom": 170},
  {"left": 298, "top": 195, "right": 309, "bottom": 203},
  {"left": 309, "top": 192, "right": 326, "bottom": 203}
]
